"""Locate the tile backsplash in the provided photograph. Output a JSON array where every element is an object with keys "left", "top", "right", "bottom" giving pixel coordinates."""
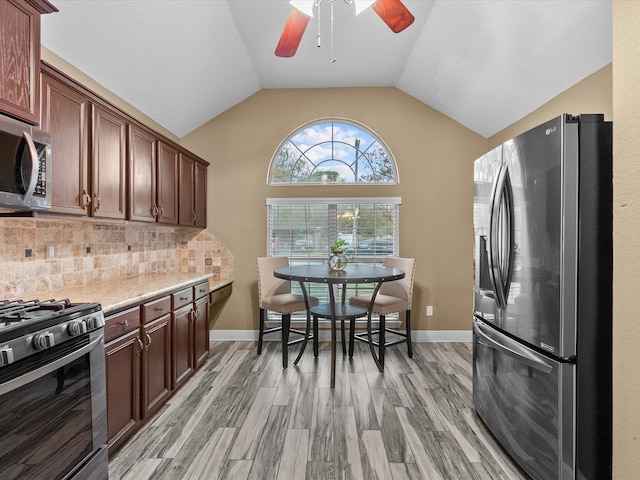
[{"left": 0, "top": 218, "right": 233, "bottom": 299}]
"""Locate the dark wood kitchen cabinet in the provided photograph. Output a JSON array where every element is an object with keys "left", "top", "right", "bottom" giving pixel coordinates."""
[
  {"left": 128, "top": 127, "right": 179, "bottom": 224},
  {"left": 172, "top": 287, "right": 195, "bottom": 390},
  {"left": 92, "top": 105, "right": 127, "bottom": 219},
  {"left": 141, "top": 296, "right": 172, "bottom": 418},
  {"left": 193, "top": 282, "right": 211, "bottom": 369},
  {"left": 40, "top": 72, "right": 91, "bottom": 216},
  {"left": 179, "top": 152, "right": 207, "bottom": 228},
  {"left": 104, "top": 307, "right": 142, "bottom": 453},
  {"left": 0, "top": 0, "right": 56, "bottom": 123},
  {"left": 104, "top": 280, "right": 212, "bottom": 455},
  {"left": 42, "top": 66, "right": 128, "bottom": 220},
  {"left": 156, "top": 141, "right": 180, "bottom": 224}
]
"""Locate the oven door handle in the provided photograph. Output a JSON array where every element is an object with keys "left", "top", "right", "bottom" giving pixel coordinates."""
[{"left": 0, "top": 335, "right": 103, "bottom": 396}]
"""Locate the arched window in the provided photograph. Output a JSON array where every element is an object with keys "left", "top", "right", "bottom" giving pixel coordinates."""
[{"left": 269, "top": 119, "right": 398, "bottom": 185}]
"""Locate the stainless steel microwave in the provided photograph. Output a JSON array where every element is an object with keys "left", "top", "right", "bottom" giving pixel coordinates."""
[{"left": 0, "top": 114, "right": 51, "bottom": 211}]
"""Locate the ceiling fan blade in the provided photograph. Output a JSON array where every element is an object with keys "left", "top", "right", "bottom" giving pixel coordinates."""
[
  {"left": 372, "top": 0, "right": 415, "bottom": 33},
  {"left": 275, "top": 7, "right": 311, "bottom": 58}
]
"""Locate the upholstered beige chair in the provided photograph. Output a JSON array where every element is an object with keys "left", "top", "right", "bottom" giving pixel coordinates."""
[
  {"left": 257, "top": 257, "right": 319, "bottom": 368},
  {"left": 349, "top": 257, "right": 416, "bottom": 368}
]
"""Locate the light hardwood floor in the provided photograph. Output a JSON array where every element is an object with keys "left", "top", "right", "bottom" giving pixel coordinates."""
[{"left": 108, "top": 340, "right": 529, "bottom": 480}]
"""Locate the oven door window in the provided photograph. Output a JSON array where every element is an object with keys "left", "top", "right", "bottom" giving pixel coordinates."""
[{"left": 0, "top": 338, "right": 97, "bottom": 480}]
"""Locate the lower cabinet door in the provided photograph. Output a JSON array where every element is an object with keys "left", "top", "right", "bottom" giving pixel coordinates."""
[
  {"left": 105, "top": 329, "right": 142, "bottom": 453},
  {"left": 193, "top": 296, "right": 210, "bottom": 369},
  {"left": 172, "top": 304, "right": 194, "bottom": 390},
  {"left": 142, "top": 315, "right": 172, "bottom": 418}
]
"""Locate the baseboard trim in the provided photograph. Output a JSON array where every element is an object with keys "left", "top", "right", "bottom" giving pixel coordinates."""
[{"left": 210, "top": 329, "right": 472, "bottom": 343}]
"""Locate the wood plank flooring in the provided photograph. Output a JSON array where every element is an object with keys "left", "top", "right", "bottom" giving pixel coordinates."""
[{"left": 108, "top": 341, "right": 530, "bottom": 480}]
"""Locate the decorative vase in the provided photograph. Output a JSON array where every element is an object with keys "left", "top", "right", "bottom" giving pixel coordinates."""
[{"left": 328, "top": 251, "right": 348, "bottom": 271}]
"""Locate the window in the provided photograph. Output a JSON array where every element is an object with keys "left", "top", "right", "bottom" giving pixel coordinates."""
[
  {"left": 267, "top": 197, "right": 401, "bottom": 319},
  {"left": 267, "top": 197, "right": 400, "bottom": 261},
  {"left": 269, "top": 120, "right": 398, "bottom": 185}
]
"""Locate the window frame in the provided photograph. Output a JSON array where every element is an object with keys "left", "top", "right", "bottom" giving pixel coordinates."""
[{"left": 268, "top": 118, "right": 399, "bottom": 186}]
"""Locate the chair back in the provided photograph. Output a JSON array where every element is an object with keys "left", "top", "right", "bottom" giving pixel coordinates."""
[
  {"left": 257, "top": 257, "right": 291, "bottom": 307},
  {"left": 380, "top": 257, "right": 416, "bottom": 306}
]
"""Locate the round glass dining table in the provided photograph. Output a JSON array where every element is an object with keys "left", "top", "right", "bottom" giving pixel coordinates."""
[{"left": 274, "top": 263, "right": 405, "bottom": 387}]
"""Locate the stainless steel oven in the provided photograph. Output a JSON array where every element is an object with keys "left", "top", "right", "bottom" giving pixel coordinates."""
[{"left": 0, "top": 299, "right": 107, "bottom": 480}]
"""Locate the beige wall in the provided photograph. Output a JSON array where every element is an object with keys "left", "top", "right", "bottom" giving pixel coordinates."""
[
  {"left": 182, "top": 87, "right": 487, "bottom": 332},
  {"left": 613, "top": 2, "right": 640, "bottom": 477}
]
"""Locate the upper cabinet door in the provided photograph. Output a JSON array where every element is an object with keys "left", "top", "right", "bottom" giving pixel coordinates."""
[
  {"left": 157, "top": 141, "right": 179, "bottom": 225},
  {"left": 92, "top": 105, "right": 127, "bottom": 220},
  {"left": 178, "top": 153, "right": 195, "bottom": 226},
  {"left": 0, "top": 0, "right": 52, "bottom": 123},
  {"left": 128, "top": 125, "right": 157, "bottom": 223},
  {"left": 194, "top": 161, "right": 207, "bottom": 228},
  {"left": 41, "top": 72, "right": 91, "bottom": 216}
]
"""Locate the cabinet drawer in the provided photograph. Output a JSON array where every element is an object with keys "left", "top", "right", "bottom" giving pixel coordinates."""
[
  {"left": 105, "top": 307, "right": 140, "bottom": 342},
  {"left": 142, "top": 296, "right": 171, "bottom": 323},
  {"left": 210, "top": 284, "right": 232, "bottom": 304},
  {"left": 194, "top": 281, "right": 209, "bottom": 300},
  {"left": 172, "top": 288, "right": 193, "bottom": 310}
]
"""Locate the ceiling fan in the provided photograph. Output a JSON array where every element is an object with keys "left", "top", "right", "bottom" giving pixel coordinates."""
[{"left": 275, "top": 0, "right": 415, "bottom": 58}]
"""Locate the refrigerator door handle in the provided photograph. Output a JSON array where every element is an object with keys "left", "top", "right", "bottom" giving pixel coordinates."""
[
  {"left": 473, "top": 320, "right": 553, "bottom": 374},
  {"left": 489, "top": 165, "right": 514, "bottom": 310}
]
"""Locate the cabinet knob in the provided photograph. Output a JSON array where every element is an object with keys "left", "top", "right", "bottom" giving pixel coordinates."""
[
  {"left": 145, "top": 332, "right": 152, "bottom": 350},
  {"left": 94, "top": 193, "right": 101, "bottom": 210},
  {"left": 136, "top": 337, "right": 144, "bottom": 356},
  {"left": 152, "top": 205, "right": 159, "bottom": 217}
]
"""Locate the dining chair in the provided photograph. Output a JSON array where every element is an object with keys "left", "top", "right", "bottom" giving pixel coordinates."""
[
  {"left": 348, "top": 257, "right": 416, "bottom": 368},
  {"left": 256, "top": 257, "right": 319, "bottom": 368}
]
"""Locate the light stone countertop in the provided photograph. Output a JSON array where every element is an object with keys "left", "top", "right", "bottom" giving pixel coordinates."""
[{"left": 42, "top": 273, "right": 232, "bottom": 314}]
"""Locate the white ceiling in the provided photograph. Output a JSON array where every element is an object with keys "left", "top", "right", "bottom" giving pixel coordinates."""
[{"left": 40, "top": 0, "right": 612, "bottom": 139}]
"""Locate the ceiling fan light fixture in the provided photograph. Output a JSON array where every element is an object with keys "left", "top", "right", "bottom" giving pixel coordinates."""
[
  {"left": 289, "top": 0, "right": 315, "bottom": 17},
  {"left": 354, "top": 0, "right": 375, "bottom": 15}
]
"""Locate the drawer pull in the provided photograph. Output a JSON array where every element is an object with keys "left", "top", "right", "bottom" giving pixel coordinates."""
[
  {"left": 136, "top": 338, "right": 144, "bottom": 356},
  {"left": 122, "top": 320, "right": 129, "bottom": 327},
  {"left": 154, "top": 307, "right": 164, "bottom": 311},
  {"left": 180, "top": 296, "right": 189, "bottom": 301}
]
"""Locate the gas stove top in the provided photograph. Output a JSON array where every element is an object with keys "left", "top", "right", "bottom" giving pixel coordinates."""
[{"left": 0, "top": 298, "right": 104, "bottom": 367}]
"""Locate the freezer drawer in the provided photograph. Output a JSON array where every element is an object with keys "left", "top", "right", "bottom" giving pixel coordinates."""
[{"left": 473, "top": 319, "right": 575, "bottom": 480}]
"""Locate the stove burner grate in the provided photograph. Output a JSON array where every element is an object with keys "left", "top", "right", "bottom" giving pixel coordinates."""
[{"left": 0, "top": 298, "right": 72, "bottom": 323}]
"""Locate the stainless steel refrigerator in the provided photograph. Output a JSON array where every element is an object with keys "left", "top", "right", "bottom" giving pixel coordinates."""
[{"left": 472, "top": 114, "right": 612, "bottom": 480}]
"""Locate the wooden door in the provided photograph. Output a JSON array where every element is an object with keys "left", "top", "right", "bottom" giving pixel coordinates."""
[
  {"left": 193, "top": 295, "right": 210, "bottom": 369},
  {"left": 41, "top": 72, "right": 90, "bottom": 215},
  {"left": 178, "top": 153, "right": 195, "bottom": 226},
  {"left": 92, "top": 105, "right": 127, "bottom": 219},
  {"left": 0, "top": 0, "right": 41, "bottom": 123},
  {"left": 194, "top": 161, "right": 207, "bottom": 228},
  {"left": 172, "top": 304, "right": 194, "bottom": 390},
  {"left": 128, "top": 125, "right": 157, "bottom": 222},
  {"left": 105, "top": 329, "right": 142, "bottom": 453},
  {"left": 141, "top": 315, "right": 172, "bottom": 418},
  {"left": 157, "top": 141, "right": 179, "bottom": 225}
]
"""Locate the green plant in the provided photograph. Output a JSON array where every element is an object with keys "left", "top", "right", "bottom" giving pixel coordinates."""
[{"left": 331, "top": 239, "right": 346, "bottom": 253}]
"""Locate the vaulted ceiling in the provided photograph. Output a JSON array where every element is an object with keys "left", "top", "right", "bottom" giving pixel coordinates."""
[{"left": 40, "top": 0, "right": 612, "bottom": 139}]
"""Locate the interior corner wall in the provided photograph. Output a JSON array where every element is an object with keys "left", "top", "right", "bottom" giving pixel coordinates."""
[
  {"left": 181, "top": 87, "right": 487, "bottom": 333},
  {"left": 612, "top": 2, "right": 640, "bottom": 477},
  {"left": 487, "top": 63, "right": 612, "bottom": 147}
]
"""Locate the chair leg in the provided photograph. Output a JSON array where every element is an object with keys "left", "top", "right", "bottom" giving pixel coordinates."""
[
  {"left": 258, "top": 308, "right": 265, "bottom": 354},
  {"left": 313, "top": 315, "right": 319, "bottom": 357},
  {"left": 405, "top": 310, "right": 413, "bottom": 358},
  {"left": 348, "top": 317, "right": 356, "bottom": 358},
  {"left": 341, "top": 319, "right": 346, "bottom": 355},
  {"left": 379, "top": 314, "right": 386, "bottom": 369},
  {"left": 282, "top": 313, "right": 290, "bottom": 369}
]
